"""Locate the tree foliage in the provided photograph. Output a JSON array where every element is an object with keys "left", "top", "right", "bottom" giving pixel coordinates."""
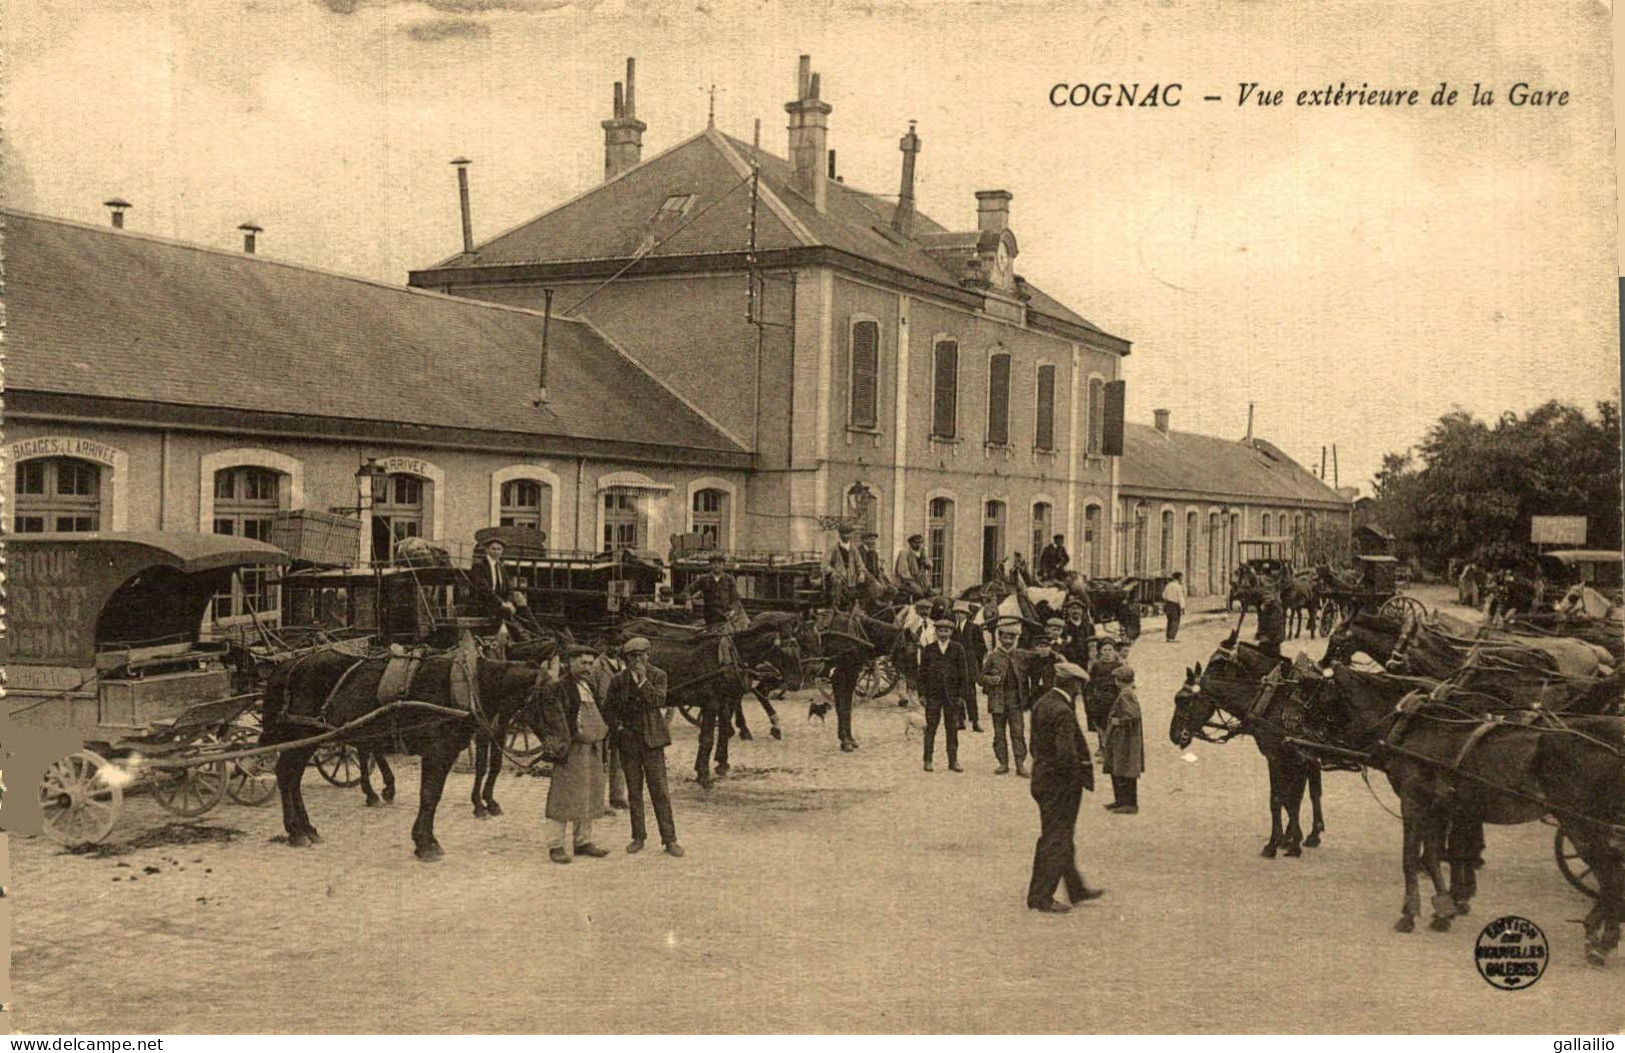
[{"left": 1366, "top": 400, "right": 1621, "bottom": 570}]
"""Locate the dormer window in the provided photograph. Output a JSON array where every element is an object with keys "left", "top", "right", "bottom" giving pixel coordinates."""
[{"left": 657, "top": 194, "right": 696, "bottom": 218}]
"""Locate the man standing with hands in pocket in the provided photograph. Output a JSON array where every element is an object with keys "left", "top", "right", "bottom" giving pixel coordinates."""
[{"left": 1027, "top": 660, "right": 1106, "bottom": 913}]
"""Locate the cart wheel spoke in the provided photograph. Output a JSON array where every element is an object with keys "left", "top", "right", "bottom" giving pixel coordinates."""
[{"left": 39, "top": 751, "right": 123, "bottom": 847}]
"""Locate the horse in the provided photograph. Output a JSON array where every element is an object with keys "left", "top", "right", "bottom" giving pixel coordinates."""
[
  {"left": 598, "top": 617, "right": 749, "bottom": 788},
  {"left": 809, "top": 606, "right": 914, "bottom": 720},
  {"left": 1281, "top": 571, "right": 1321, "bottom": 639},
  {"left": 261, "top": 650, "right": 548, "bottom": 860},
  {"left": 727, "top": 610, "right": 819, "bottom": 740},
  {"left": 1325, "top": 608, "right": 1614, "bottom": 710},
  {"left": 469, "top": 625, "right": 574, "bottom": 818},
  {"left": 1304, "top": 662, "right": 1623, "bottom": 962},
  {"left": 1167, "top": 634, "right": 1327, "bottom": 858}
]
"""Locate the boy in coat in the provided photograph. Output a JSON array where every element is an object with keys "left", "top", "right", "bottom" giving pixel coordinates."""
[
  {"left": 1102, "top": 664, "right": 1145, "bottom": 814},
  {"left": 602, "top": 637, "right": 685, "bottom": 857},
  {"left": 1027, "top": 660, "right": 1105, "bottom": 913},
  {"left": 978, "top": 623, "right": 1032, "bottom": 776},
  {"left": 917, "top": 611, "right": 971, "bottom": 771}
]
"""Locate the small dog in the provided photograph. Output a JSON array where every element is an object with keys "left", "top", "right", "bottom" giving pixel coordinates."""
[
  {"left": 808, "top": 700, "right": 833, "bottom": 722},
  {"left": 902, "top": 708, "right": 927, "bottom": 739}
]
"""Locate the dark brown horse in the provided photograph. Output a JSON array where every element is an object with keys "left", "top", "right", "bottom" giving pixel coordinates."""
[
  {"left": 1303, "top": 663, "right": 1623, "bottom": 963},
  {"left": 1168, "top": 637, "right": 1327, "bottom": 858},
  {"left": 596, "top": 618, "right": 749, "bottom": 788},
  {"left": 262, "top": 651, "right": 546, "bottom": 860}
]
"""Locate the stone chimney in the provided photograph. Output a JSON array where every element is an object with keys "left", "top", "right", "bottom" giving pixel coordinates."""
[
  {"left": 975, "top": 190, "right": 1012, "bottom": 234},
  {"left": 784, "top": 55, "right": 832, "bottom": 212},
  {"left": 601, "top": 57, "right": 647, "bottom": 181},
  {"left": 104, "top": 198, "right": 131, "bottom": 229},
  {"left": 238, "top": 222, "right": 263, "bottom": 254},
  {"left": 1154, "top": 408, "right": 1170, "bottom": 436},
  {"left": 892, "top": 121, "right": 921, "bottom": 236}
]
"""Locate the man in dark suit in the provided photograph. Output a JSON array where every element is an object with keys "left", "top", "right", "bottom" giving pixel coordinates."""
[
  {"left": 858, "top": 531, "right": 884, "bottom": 583},
  {"left": 951, "top": 601, "right": 987, "bottom": 733},
  {"left": 683, "top": 553, "right": 740, "bottom": 627},
  {"left": 1027, "top": 660, "right": 1105, "bottom": 913},
  {"left": 471, "top": 539, "right": 519, "bottom": 620},
  {"left": 1038, "top": 534, "right": 1070, "bottom": 582},
  {"left": 918, "top": 610, "right": 971, "bottom": 772},
  {"left": 602, "top": 637, "right": 684, "bottom": 858}
]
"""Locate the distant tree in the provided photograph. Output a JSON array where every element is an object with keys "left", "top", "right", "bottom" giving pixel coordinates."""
[{"left": 1366, "top": 400, "right": 1621, "bottom": 571}]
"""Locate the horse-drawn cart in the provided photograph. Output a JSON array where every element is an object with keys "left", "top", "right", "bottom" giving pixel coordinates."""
[
  {"left": 7, "top": 533, "right": 292, "bottom": 846},
  {"left": 1316, "top": 555, "right": 1401, "bottom": 628}
]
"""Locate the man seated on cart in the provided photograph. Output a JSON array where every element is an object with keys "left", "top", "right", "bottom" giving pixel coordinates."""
[
  {"left": 470, "top": 538, "right": 541, "bottom": 635},
  {"left": 894, "top": 533, "right": 935, "bottom": 603}
]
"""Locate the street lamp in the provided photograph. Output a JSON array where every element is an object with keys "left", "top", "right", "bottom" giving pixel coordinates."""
[{"left": 355, "top": 457, "right": 387, "bottom": 564}]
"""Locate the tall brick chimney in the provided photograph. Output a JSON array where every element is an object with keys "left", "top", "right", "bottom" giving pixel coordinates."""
[
  {"left": 892, "top": 121, "right": 921, "bottom": 236},
  {"left": 784, "top": 55, "right": 832, "bottom": 213},
  {"left": 601, "top": 57, "right": 647, "bottom": 181},
  {"left": 975, "top": 190, "right": 1012, "bottom": 234}
]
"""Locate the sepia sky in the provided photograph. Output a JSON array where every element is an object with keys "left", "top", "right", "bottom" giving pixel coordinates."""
[{"left": 4, "top": 0, "right": 1618, "bottom": 492}]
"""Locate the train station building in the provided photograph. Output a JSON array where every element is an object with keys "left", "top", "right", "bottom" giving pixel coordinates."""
[{"left": 3, "top": 53, "right": 1350, "bottom": 618}]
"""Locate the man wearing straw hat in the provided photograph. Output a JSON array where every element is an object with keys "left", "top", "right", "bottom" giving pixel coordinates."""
[
  {"left": 978, "top": 621, "right": 1032, "bottom": 776},
  {"left": 1027, "top": 658, "right": 1105, "bottom": 913}
]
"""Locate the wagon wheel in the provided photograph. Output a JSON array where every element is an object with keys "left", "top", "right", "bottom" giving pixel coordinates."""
[
  {"left": 859, "top": 657, "right": 900, "bottom": 700},
  {"left": 1380, "top": 594, "right": 1427, "bottom": 623},
  {"left": 151, "top": 753, "right": 229, "bottom": 818},
  {"left": 223, "top": 726, "right": 278, "bottom": 807},
  {"left": 1554, "top": 826, "right": 1600, "bottom": 899},
  {"left": 39, "top": 750, "right": 124, "bottom": 848},
  {"left": 677, "top": 704, "right": 704, "bottom": 727},
  {"left": 505, "top": 720, "right": 547, "bottom": 759},
  {"left": 312, "top": 743, "right": 363, "bottom": 788}
]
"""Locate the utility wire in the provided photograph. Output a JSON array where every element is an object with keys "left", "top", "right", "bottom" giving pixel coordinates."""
[{"left": 564, "top": 174, "right": 754, "bottom": 316}]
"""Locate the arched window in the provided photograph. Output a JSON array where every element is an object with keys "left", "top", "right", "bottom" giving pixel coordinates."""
[
  {"left": 1261, "top": 513, "right": 1272, "bottom": 537},
  {"left": 1185, "top": 510, "right": 1199, "bottom": 579},
  {"left": 928, "top": 497, "right": 955, "bottom": 593},
  {"left": 982, "top": 500, "right": 1007, "bottom": 583},
  {"left": 1088, "top": 378, "right": 1106, "bottom": 454},
  {"left": 1133, "top": 502, "right": 1150, "bottom": 575},
  {"left": 373, "top": 473, "right": 426, "bottom": 561},
  {"left": 986, "top": 352, "right": 1012, "bottom": 445},
  {"left": 692, "top": 487, "right": 730, "bottom": 549},
  {"left": 1293, "top": 513, "right": 1303, "bottom": 540},
  {"left": 1207, "top": 511, "right": 1220, "bottom": 593},
  {"left": 1034, "top": 364, "right": 1057, "bottom": 451},
  {"left": 1160, "top": 509, "right": 1175, "bottom": 572},
  {"left": 603, "top": 490, "right": 645, "bottom": 552},
  {"left": 212, "top": 466, "right": 282, "bottom": 622},
  {"left": 13, "top": 457, "right": 100, "bottom": 532},
  {"left": 1083, "top": 504, "right": 1103, "bottom": 577},
  {"left": 848, "top": 318, "right": 880, "bottom": 429},
  {"left": 1229, "top": 512, "right": 1241, "bottom": 574},
  {"left": 932, "top": 340, "right": 959, "bottom": 439},
  {"left": 1031, "top": 501, "right": 1053, "bottom": 561},
  {"left": 500, "top": 479, "right": 547, "bottom": 532}
]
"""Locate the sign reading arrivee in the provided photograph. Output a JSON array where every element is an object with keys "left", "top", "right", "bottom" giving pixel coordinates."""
[{"left": 1530, "top": 516, "right": 1587, "bottom": 546}]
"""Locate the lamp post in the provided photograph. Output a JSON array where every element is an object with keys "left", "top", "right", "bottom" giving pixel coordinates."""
[{"left": 355, "top": 457, "right": 385, "bottom": 565}]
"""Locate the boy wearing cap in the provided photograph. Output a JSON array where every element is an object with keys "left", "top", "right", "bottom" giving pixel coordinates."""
[
  {"left": 1102, "top": 664, "right": 1144, "bottom": 814},
  {"left": 683, "top": 553, "right": 740, "bottom": 628},
  {"left": 917, "top": 611, "right": 971, "bottom": 772},
  {"left": 539, "top": 645, "right": 613, "bottom": 863},
  {"left": 603, "top": 637, "right": 684, "bottom": 857},
  {"left": 978, "top": 623, "right": 1032, "bottom": 776},
  {"left": 1027, "top": 659, "right": 1105, "bottom": 913}
]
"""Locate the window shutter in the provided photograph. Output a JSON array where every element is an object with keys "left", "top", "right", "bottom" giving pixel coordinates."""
[
  {"left": 1102, "top": 379, "right": 1127, "bottom": 456},
  {"left": 1035, "top": 365, "right": 1056, "bottom": 450},
  {"left": 987, "top": 354, "right": 1011, "bottom": 445},
  {"left": 849, "top": 321, "right": 879, "bottom": 428},
  {"left": 1088, "top": 379, "right": 1105, "bottom": 454},
  {"left": 933, "top": 341, "right": 958, "bottom": 438}
]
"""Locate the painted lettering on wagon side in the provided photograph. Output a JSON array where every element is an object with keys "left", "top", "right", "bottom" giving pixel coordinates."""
[{"left": 7, "top": 548, "right": 90, "bottom": 662}]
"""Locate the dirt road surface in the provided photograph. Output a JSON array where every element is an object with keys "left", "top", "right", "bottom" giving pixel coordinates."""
[{"left": 11, "top": 589, "right": 1620, "bottom": 1033}]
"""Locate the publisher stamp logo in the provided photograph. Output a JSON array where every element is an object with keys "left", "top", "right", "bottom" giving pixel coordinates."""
[{"left": 1474, "top": 915, "right": 1549, "bottom": 990}]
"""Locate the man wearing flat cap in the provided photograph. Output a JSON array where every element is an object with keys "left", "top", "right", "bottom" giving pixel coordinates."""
[
  {"left": 917, "top": 610, "right": 971, "bottom": 772},
  {"left": 978, "top": 622, "right": 1032, "bottom": 776},
  {"left": 683, "top": 552, "right": 740, "bottom": 628},
  {"left": 1027, "top": 659, "right": 1105, "bottom": 913},
  {"left": 857, "top": 531, "right": 883, "bottom": 584},
  {"left": 538, "top": 644, "right": 612, "bottom": 863},
  {"left": 895, "top": 533, "right": 934, "bottom": 602},
  {"left": 825, "top": 523, "right": 872, "bottom": 609},
  {"left": 603, "top": 637, "right": 683, "bottom": 857}
]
